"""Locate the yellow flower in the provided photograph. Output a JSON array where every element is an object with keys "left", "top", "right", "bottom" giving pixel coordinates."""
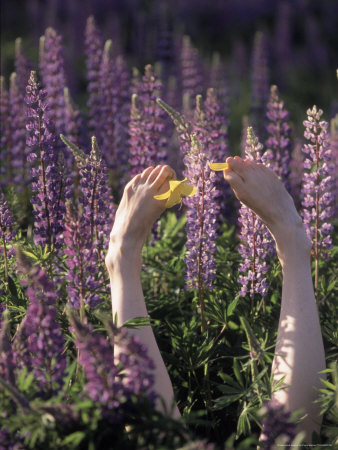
[
  {"left": 154, "top": 178, "right": 197, "bottom": 208},
  {"left": 209, "top": 162, "right": 229, "bottom": 171}
]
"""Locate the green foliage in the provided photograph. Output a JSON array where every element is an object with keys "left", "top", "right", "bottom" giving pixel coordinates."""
[{"left": 1, "top": 206, "right": 337, "bottom": 449}]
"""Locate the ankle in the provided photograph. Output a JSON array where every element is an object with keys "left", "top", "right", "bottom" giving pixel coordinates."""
[
  {"left": 105, "top": 239, "right": 142, "bottom": 275},
  {"left": 274, "top": 222, "right": 311, "bottom": 267}
]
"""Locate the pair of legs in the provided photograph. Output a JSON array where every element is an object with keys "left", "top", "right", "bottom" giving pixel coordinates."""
[{"left": 105, "top": 158, "right": 326, "bottom": 442}]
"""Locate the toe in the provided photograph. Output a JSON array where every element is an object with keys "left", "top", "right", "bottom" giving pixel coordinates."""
[
  {"left": 151, "top": 165, "right": 176, "bottom": 188},
  {"left": 147, "top": 165, "right": 163, "bottom": 184},
  {"left": 140, "top": 166, "right": 155, "bottom": 182}
]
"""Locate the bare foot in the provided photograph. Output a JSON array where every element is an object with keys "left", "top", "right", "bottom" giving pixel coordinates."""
[
  {"left": 223, "top": 157, "right": 311, "bottom": 260},
  {"left": 105, "top": 165, "right": 176, "bottom": 271}
]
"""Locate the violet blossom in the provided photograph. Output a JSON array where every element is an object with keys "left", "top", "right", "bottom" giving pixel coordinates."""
[
  {"left": 0, "top": 77, "right": 12, "bottom": 185},
  {"left": 179, "top": 35, "right": 205, "bottom": 113},
  {"left": 260, "top": 400, "right": 297, "bottom": 449},
  {"left": 25, "top": 70, "right": 65, "bottom": 252},
  {"left": 39, "top": 27, "right": 67, "bottom": 135},
  {"left": 128, "top": 65, "right": 167, "bottom": 178},
  {"left": 70, "top": 314, "right": 156, "bottom": 422},
  {"left": 85, "top": 15, "right": 104, "bottom": 138},
  {"left": 237, "top": 127, "right": 274, "bottom": 300},
  {"left": 301, "top": 106, "right": 334, "bottom": 288},
  {"left": 251, "top": 31, "right": 269, "bottom": 140},
  {"left": 263, "top": 85, "right": 292, "bottom": 191},
  {"left": 98, "top": 41, "right": 131, "bottom": 173},
  {"left": 12, "top": 254, "right": 66, "bottom": 396}
]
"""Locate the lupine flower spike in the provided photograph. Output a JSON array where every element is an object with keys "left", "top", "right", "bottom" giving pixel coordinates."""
[
  {"left": 154, "top": 178, "right": 196, "bottom": 208},
  {"left": 236, "top": 127, "right": 274, "bottom": 306},
  {"left": 25, "top": 70, "right": 65, "bottom": 256},
  {"left": 157, "top": 97, "right": 219, "bottom": 333},
  {"left": 301, "top": 106, "right": 334, "bottom": 289}
]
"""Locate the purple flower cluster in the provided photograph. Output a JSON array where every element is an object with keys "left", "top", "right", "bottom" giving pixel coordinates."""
[
  {"left": 12, "top": 255, "right": 66, "bottom": 396},
  {"left": 14, "top": 38, "right": 32, "bottom": 93},
  {"left": 251, "top": 31, "right": 269, "bottom": 139},
  {"left": 237, "top": 127, "right": 274, "bottom": 299},
  {"left": 39, "top": 27, "right": 67, "bottom": 135},
  {"left": 0, "top": 77, "right": 12, "bottom": 185},
  {"left": 263, "top": 85, "right": 291, "bottom": 190},
  {"left": 70, "top": 314, "right": 156, "bottom": 421},
  {"left": 9, "top": 73, "right": 29, "bottom": 187},
  {"left": 180, "top": 35, "right": 205, "bottom": 113},
  {"left": 0, "top": 191, "right": 16, "bottom": 257},
  {"left": 25, "top": 71, "right": 66, "bottom": 251},
  {"left": 301, "top": 106, "right": 334, "bottom": 286},
  {"left": 64, "top": 205, "right": 101, "bottom": 309},
  {"left": 98, "top": 41, "right": 131, "bottom": 171},
  {"left": 85, "top": 15, "right": 104, "bottom": 138},
  {"left": 77, "top": 137, "right": 115, "bottom": 248},
  {"left": 184, "top": 96, "right": 219, "bottom": 292},
  {"left": 260, "top": 400, "right": 296, "bottom": 449},
  {"left": 62, "top": 136, "right": 115, "bottom": 309},
  {"left": 129, "top": 65, "right": 167, "bottom": 177}
]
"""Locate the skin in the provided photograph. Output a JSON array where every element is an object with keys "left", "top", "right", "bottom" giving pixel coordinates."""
[{"left": 105, "top": 158, "right": 326, "bottom": 441}]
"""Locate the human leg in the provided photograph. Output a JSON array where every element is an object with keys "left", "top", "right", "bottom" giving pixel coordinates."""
[
  {"left": 105, "top": 164, "right": 181, "bottom": 418},
  {"left": 224, "top": 157, "right": 326, "bottom": 442}
]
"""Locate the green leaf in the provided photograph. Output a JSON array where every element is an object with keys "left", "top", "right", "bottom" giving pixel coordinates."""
[
  {"left": 62, "top": 431, "right": 86, "bottom": 446},
  {"left": 227, "top": 297, "right": 239, "bottom": 318},
  {"left": 122, "top": 316, "right": 152, "bottom": 328},
  {"left": 233, "top": 357, "right": 244, "bottom": 388}
]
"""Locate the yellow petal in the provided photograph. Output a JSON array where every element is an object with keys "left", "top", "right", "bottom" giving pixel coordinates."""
[
  {"left": 154, "top": 190, "right": 171, "bottom": 200},
  {"left": 209, "top": 162, "right": 229, "bottom": 171},
  {"left": 179, "top": 184, "right": 197, "bottom": 197},
  {"left": 168, "top": 178, "right": 187, "bottom": 191},
  {"left": 165, "top": 190, "right": 182, "bottom": 208}
]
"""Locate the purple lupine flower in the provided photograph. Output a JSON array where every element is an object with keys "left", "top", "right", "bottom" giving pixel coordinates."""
[
  {"left": 263, "top": 85, "right": 292, "bottom": 191},
  {"left": 85, "top": 15, "right": 104, "bottom": 137},
  {"left": 0, "top": 76, "right": 13, "bottom": 185},
  {"left": 9, "top": 73, "right": 29, "bottom": 187},
  {"left": 39, "top": 27, "right": 67, "bottom": 135},
  {"left": 289, "top": 138, "right": 304, "bottom": 209},
  {"left": 329, "top": 115, "right": 338, "bottom": 217},
  {"left": 301, "top": 106, "right": 334, "bottom": 288},
  {"left": 181, "top": 96, "right": 220, "bottom": 331},
  {"left": 14, "top": 38, "right": 32, "bottom": 93},
  {"left": 98, "top": 40, "right": 131, "bottom": 173},
  {"left": 129, "top": 65, "right": 167, "bottom": 178},
  {"left": 237, "top": 127, "right": 274, "bottom": 301},
  {"left": 0, "top": 191, "right": 16, "bottom": 288},
  {"left": 70, "top": 314, "right": 156, "bottom": 422},
  {"left": 260, "top": 400, "right": 297, "bottom": 449},
  {"left": 113, "top": 55, "right": 131, "bottom": 179},
  {"left": 77, "top": 137, "right": 115, "bottom": 251},
  {"left": 209, "top": 53, "right": 229, "bottom": 117},
  {"left": 203, "top": 88, "right": 231, "bottom": 218},
  {"left": 0, "top": 308, "right": 15, "bottom": 384},
  {"left": 180, "top": 35, "right": 205, "bottom": 114},
  {"left": 64, "top": 204, "right": 102, "bottom": 311},
  {"left": 63, "top": 87, "right": 87, "bottom": 200},
  {"left": 12, "top": 254, "right": 66, "bottom": 396},
  {"left": 251, "top": 31, "right": 269, "bottom": 140},
  {"left": 25, "top": 70, "right": 65, "bottom": 251}
]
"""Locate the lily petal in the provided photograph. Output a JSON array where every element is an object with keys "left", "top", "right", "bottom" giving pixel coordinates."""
[
  {"left": 209, "top": 162, "right": 229, "bottom": 171},
  {"left": 154, "top": 178, "right": 196, "bottom": 208}
]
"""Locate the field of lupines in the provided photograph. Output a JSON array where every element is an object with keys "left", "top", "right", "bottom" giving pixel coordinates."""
[{"left": 0, "top": 0, "right": 337, "bottom": 448}]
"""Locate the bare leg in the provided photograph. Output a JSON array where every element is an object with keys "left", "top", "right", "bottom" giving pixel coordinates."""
[
  {"left": 105, "top": 165, "right": 181, "bottom": 418},
  {"left": 224, "top": 156, "right": 326, "bottom": 442}
]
